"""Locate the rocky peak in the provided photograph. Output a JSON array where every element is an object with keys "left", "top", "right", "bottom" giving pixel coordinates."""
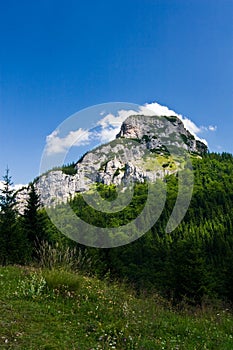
[
  {"left": 116, "top": 114, "right": 207, "bottom": 155},
  {"left": 16, "top": 114, "right": 208, "bottom": 209}
]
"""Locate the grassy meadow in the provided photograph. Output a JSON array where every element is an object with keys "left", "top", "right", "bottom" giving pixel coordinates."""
[{"left": 0, "top": 266, "right": 232, "bottom": 350}]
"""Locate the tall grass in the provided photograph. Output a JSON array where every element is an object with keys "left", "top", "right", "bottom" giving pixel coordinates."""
[
  {"left": 1, "top": 266, "right": 232, "bottom": 349},
  {"left": 36, "top": 240, "right": 94, "bottom": 272}
]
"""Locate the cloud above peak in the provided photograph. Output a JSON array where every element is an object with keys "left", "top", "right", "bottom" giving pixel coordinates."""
[
  {"left": 141, "top": 102, "right": 180, "bottom": 117},
  {"left": 44, "top": 101, "right": 217, "bottom": 156},
  {"left": 140, "top": 102, "right": 203, "bottom": 139},
  {"left": 45, "top": 128, "right": 90, "bottom": 155},
  {"left": 141, "top": 102, "right": 217, "bottom": 146}
]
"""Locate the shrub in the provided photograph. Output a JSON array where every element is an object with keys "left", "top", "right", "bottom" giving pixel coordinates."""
[
  {"left": 42, "top": 269, "right": 80, "bottom": 297},
  {"left": 16, "top": 272, "right": 46, "bottom": 299}
]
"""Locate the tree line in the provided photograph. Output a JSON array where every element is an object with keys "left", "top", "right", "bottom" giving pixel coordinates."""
[{"left": 0, "top": 152, "right": 233, "bottom": 304}]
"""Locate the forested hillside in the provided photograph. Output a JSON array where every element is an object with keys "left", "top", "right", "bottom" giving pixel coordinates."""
[{"left": 0, "top": 153, "right": 233, "bottom": 304}]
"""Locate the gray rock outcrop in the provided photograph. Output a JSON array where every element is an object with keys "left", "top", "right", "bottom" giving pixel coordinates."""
[{"left": 16, "top": 114, "right": 207, "bottom": 209}]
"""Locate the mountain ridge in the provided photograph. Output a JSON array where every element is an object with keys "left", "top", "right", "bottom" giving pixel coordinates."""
[{"left": 16, "top": 114, "right": 207, "bottom": 210}]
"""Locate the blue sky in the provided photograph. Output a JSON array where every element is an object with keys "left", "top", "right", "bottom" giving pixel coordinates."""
[{"left": 0, "top": 0, "right": 232, "bottom": 184}]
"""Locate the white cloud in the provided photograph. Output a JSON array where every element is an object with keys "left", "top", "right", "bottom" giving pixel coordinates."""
[
  {"left": 0, "top": 181, "right": 4, "bottom": 191},
  {"left": 141, "top": 102, "right": 181, "bottom": 117},
  {"left": 97, "top": 127, "right": 119, "bottom": 143},
  {"left": 96, "top": 109, "right": 142, "bottom": 143},
  {"left": 45, "top": 128, "right": 90, "bottom": 155},
  {"left": 175, "top": 119, "right": 208, "bottom": 145},
  {"left": 141, "top": 102, "right": 212, "bottom": 145},
  {"left": 198, "top": 125, "right": 217, "bottom": 133},
  {"left": 45, "top": 101, "right": 217, "bottom": 155},
  {"left": 97, "top": 109, "right": 139, "bottom": 129},
  {"left": 0, "top": 180, "right": 25, "bottom": 192},
  {"left": 95, "top": 102, "right": 215, "bottom": 146},
  {"left": 178, "top": 116, "right": 208, "bottom": 145},
  {"left": 208, "top": 125, "right": 217, "bottom": 132},
  {"left": 13, "top": 184, "right": 26, "bottom": 191},
  {"left": 180, "top": 116, "right": 201, "bottom": 134}
]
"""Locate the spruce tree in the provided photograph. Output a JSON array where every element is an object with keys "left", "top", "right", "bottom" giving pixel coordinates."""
[
  {"left": 23, "top": 183, "right": 45, "bottom": 259},
  {"left": 0, "top": 168, "right": 25, "bottom": 264}
]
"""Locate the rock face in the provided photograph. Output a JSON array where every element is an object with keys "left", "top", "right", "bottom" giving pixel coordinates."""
[
  {"left": 116, "top": 115, "right": 207, "bottom": 154},
  {"left": 16, "top": 114, "right": 207, "bottom": 209}
]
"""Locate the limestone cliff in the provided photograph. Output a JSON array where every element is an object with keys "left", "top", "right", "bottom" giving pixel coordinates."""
[{"left": 16, "top": 114, "right": 207, "bottom": 209}]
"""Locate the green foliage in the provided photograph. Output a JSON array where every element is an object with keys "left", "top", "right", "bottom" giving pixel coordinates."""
[
  {"left": 164, "top": 115, "right": 178, "bottom": 123},
  {"left": 142, "top": 134, "right": 150, "bottom": 142},
  {"left": 61, "top": 162, "right": 77, "bottom": 175},
  {"left": 31, "top": 152, "right": 233, "bottom": 304},
  {"left": 113, "top": 167, "right": 121, "bottom": 177},
  {"left": 42, "top": 268, "right": 80, "bottom": 296},
  {"left": 67, "top": 153, "right": 233, "bottom": 304},
  {"left": 0, "top": 266, "right": 233, "bottom": 349},
  {"left": 0, "top": 168, "right": 29, "bottom": 265},
  {"left": 158, "top": 145, "right": 170, "bottom": 155},
  {"left": 15, "top": 271, "right": 47, "bottom": 299},
  {"left": 22, "top": 183, "right": 46, "bottom": 260},
  {"left": 39, "top": 162, "right": 77, "bottom": 177},
  {"left": 180, "top": 133, "right": 188, "bottom": 144},
  {"left": 1, "top": 153, "right": 233, "bottom": 305},
  {"left": 96, "top": 183, "right": 118, "bottom": 201}
]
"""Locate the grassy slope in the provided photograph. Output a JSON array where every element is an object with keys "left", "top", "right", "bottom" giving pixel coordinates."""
[{"left": 0, "top": 266, "right": 232, "bottom": 350}]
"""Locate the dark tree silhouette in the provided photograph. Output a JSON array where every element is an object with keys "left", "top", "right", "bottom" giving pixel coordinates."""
[
  {"left": 23, "top": 183, "right": 45, "bottom": 259},
  {"left": 0, "top": 168, "right": 25, "bottom": 264}
]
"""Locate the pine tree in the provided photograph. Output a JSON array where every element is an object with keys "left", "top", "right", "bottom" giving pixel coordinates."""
[
  {"left": 0, "top": 168, "right": 26, "bottom": 265},
  {"left": 23, "top": 183, "right": 45, "bottom": 259}
]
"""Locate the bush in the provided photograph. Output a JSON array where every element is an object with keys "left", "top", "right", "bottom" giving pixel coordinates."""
[
  {"left": 16, "top": 272, "right": 46, "bottom": 299},
  {"left": 42, "top": 269, "right": 80, "bottom": 297}
]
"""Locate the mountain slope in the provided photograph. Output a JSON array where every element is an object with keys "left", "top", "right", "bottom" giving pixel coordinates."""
[{"left": 33, "top": 114, "right": 207, "bottom": 207}]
